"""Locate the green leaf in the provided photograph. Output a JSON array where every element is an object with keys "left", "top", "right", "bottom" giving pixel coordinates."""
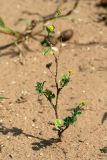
[
  {"left": 0, "top": 17, "right": 17, "bottom": 37},
  {"left": 63, "top": 105, "right": 84, "bottom": 126},
  {"left": 64, "top": 116, "right": 74, "bottom": 126},
  {"left": 64, "top": 116, "right": 77, "bottom": 126},
  {"left": 46, "top": 25, "right": 55, "bottom": 34},
  {"left": 41, "top": 39, "right": 51, "bottom": 47},
  {"left": 59, "top": 74, "right": 70, "bottom": 88},
  {"left": 4, "top": 26, "right": 16, "bottom": 35},
  {"left": 42, "top": 47, "right": 53, "bottom": 56},
  {"left": 43, "top": 89, "right": 55, "bottom": 102},
  {"left": 80, "top": 100, "right": 86, "bottom": 106},
  {"left": 17, "top": 18, "right": 30, "bottom": 27},
  {"left": 73, "top": 106, "right": 82, "bottom": 115},
  {"left": 55, "top": 119, "right": 63, "bottom": 130},
  {"left": 54, "top": 9, "right": 61, "bottom": 18},
  {"left": 0, "top": 17, "right": 5, "bottom": 27},
  {"left": 0, "top": 96, "right": 5, "bottom": 103},
  {"left": 0, "top": 26, "right": 17, "bottom": 36},
  {"left": 35, "top": 82, "right": 45, "bottom": 94}
]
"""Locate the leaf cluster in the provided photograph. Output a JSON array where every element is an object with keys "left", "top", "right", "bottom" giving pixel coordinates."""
[
  {"left": 35, "top": 82, "right": 55, "bottom": 102},
  {"left": 55, "top": 103, "right": 85, "bottom": 130},
  {"left": 0, "top": 17, "right": 18, "bottom": 37},
  {"left": 0, "top": 96, "right": 6, "bottom": 103},
  {"left": 59, "top": 73, "right": 70, "bottom": 89}
]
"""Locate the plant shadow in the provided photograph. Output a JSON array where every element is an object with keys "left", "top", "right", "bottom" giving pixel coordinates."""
[
  {"left": 0, "top": 50, "right": 19, "bottom": 58},
  {"left": 101, "top": 112, "right": 107, "bottom": 124},
  {"left": 0, "top": 123, "right": 37, "bottom": 138},
  {"left": 95, "top": 1, "right": 107, "bottom": 25},
  {"left": 100, "top": 147, "right": 107, "bottom": 153},
  {"left": 0, "top": 123, "right": 60, "bottom": 150},
  {"left": 96, "top": 1, "right": 107, "bottom": 8},
  {"left": 32, "top": 137, "right": 60, "bottom": 151}
]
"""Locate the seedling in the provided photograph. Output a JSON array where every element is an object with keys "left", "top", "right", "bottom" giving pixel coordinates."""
[
  {"left": 0, "top": 0, "right": 80, "bottom": 64},
  {"left": 0, "top": 96, "right": 4, "bottom": 103},
  {"left": 35, "top": 22, "right": 86, "bottom": 141},
  {"left": 0, "top": 96, "right": 8, "bottom": 103},
  {"left": 0, "top": 17, "right": 38, "bottom": 64}
]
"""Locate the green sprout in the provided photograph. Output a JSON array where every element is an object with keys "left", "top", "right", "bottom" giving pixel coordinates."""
[
  {"left": 35, "top": 82, "right": 45, "bottom": 94},
  {"left": 54, "top": 9, "right": 61, "bottom": 18},
  {"left": 42, "top": 47, "right": 53, "bottom": 56},
  {"left": 55, "top": 119, "right": 63, "bottom": 130},
  {"left": 63, "top": 105, "right": 82, "bottom": 126},
  {"left": 0, "top": 96, "right": 4, "bottom": 103},
  {"left": 43, "top": 89, "right": 55, "bottom": 102},
  {"left": 36, "top": 82, "right": 55, "bottom": 102},
  {"left": 0, "top": 17, "right": 18, "bottom": 37},
  {"left": 0, "top": 96, "right": 8, "bottom": 103},
  {"left": 41, "top": 39, "right": 51, "bottom": 47},
  {"left": 35, "top": 16, "right": 86, "bottom": 141},
  {"left": 46, "top": 25, "right": 55, "bottom": 34},
  {"left": 59, "top": 73, "right": 70, "bottom": 88}
]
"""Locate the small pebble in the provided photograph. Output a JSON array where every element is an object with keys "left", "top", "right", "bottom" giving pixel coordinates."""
[
  {"left": 61, "top": 43, "right": 66, "bottom": 47},
  {"left": 24, "top": 116, "right": 27, "bottom": 120},
  {"left": 35, "top": 126, "right": 38, "bottom": 129},
  {"left": 21, "top": 90, "right": 28, "bottom": 96},
  {"left": 52, "top": 47, "right": 59, "bottom": 52},
  {"left": 26, "top": 154, "right": 30, "bottom": 158},
  {"left": 87, "top": 47, "right": 90, "bottom": 51},
  {"left": 17, "top": 4, "right": 21, "bottom": 9},
  {"left": 11, "top": 81, "right": 16, "bottom": 84},
  {"left": 0, "top": 90, "right": 5, "bottom": 93},
  {"left": 33, "top": 57, "right": 37, "bottom": 61},
  {"left": 0, "top": 119, "right": 3, "bottom": 123},
  {"left": 7, "top": 136, "right": 10, "bottom": 139},
  {"left": 6, "top": 62, "right": 9, "bottom": 65},
  {"left": 32, "top": 123, "right": 35, "bottom": 127},
  {"left": 13, "top": 58, "right": 18, "bottom": 63},
  {"left": 43, "top": 71, "right": 47, "bottom": 74},
  {"left": 58, "top": 29, "right": 73, "bottom": 42},
  {"left": 39, "top": 152, "right": 43, "bottom": 156},
  {"left": 27, "top": 136, "right": 32, "bottom": 139}
]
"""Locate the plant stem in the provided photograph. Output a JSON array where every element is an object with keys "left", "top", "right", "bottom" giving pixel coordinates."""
[
  {"left": 53, "top": 53, "right": 59, "bottom": 119},
  {"left": 44, "top": 94, "right": 55, "bottom": 108},
  {"left": 58, "top": 125, "right": 69, "bottom": 141},
  {"left": 46, "top": 28, "right": 70, "bottom": 140}
]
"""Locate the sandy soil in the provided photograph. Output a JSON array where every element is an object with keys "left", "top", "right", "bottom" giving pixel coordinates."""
[{"left": 0, "top": 0, "right": 107, "bottom": 160}]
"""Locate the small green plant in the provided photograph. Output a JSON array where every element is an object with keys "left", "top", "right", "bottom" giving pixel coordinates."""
[
  {"left": 0, "top": 96, "right": 8, "bottom": 103},
  {"left": 0, "top": 0, "right": 80, "bottom": 64},
  {"left": 0, "top": 96, "right": 4, "bottom": 103},
  {"left": 35, "top": 22, "right": 86, "bottom": 141},
  {"left": 0, "top": 17, "right": 18, "bottom": 37}
]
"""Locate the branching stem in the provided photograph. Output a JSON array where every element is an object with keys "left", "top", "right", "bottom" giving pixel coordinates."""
[
  {"left": 58, "top": 125, "right": 69, "bottom": 141},
  {"left": 53, "top": 53, "right": 59, "bottom": 119}
]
